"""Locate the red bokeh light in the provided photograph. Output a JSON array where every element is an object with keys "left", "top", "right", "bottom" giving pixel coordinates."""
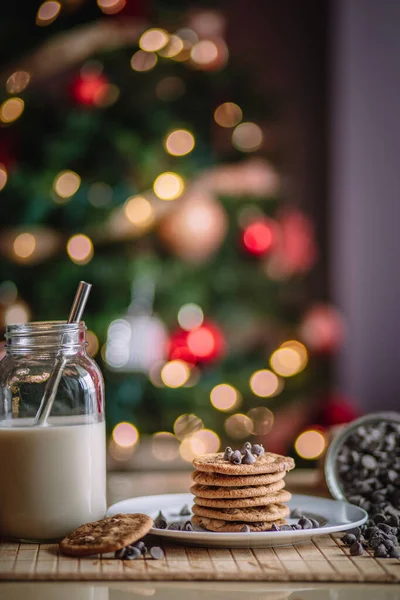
[
  {"left": 168, "top": 322, "right": 225, "bottom": 364},
  {"left": 243, "top": 220, "right": 274, "bottom": 256},
  {"left": 71, "top": 73, "right": 109, "bottom": 106}
]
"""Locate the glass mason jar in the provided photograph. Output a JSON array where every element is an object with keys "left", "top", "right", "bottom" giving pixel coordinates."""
[{"left": 0, "top": 321, "right": 106, "bottom": 542}]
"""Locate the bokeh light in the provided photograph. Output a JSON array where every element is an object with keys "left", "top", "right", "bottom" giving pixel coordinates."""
[
  {"left": 191, "top": 40, "right": 218, "bottom": 65},
  {"left": 177, "top": 303, "right": 204, "bottom": 331},
  {"left": 4, "top": 303, "right": 30, "bottom": 325},
  {"left": 88, "top": 182, "right": 113, "bottom": 207},
  {"left": 165, "top": 129, "right": 195, "bottom": 156},
  {"left": 130, "top": 51, "right": 158, "bottom": 72},
  {"left": 0, "top": 98, "right": 24, "bottom": 124},
  {"left": 179, "top": 437, "right": 197, "bottom": 462},
  {"left": 36, "top": 1, "right": 61, "bottom": 26},
  {"left": 13, "top": 233, "right": 36, "bottom": 260},
  {"left": 214, "top": 102, "right": 242, "bottom": 128},
  {"left": 179, "top": 429, "right": 220, "bottom": 462},
  {"left": 140, "top": 29, "right": 169, "bottom": 52},
  {"left": 112, "top": 422, "right": 139, "bottom": 448},
  {"left": 249, "top": 369, "right": 282, "bottom": 398},
  {"left": 86, "top": 330, "right": 99, "bottom": 357},
  {"left": 66, "top": 234, "right": 94, "bottom": 265},
  {"left": 152, "top": 432, "right": 180, "bottom": 462},
  {"left": 158, "top": 35, "right": 184, "bottom": 58},
  {"left": 153, "top": 172, "right": 184, "bottom": 200},
  {"left": 160, "top": 360, "right": 190, "bottom": 388},
  {"left": 224, "top": 413, "right": 253, "bottom": 439},
  {"left": 53, "top": 170, "right": 81, "bottom": 199},
  {"left": 105, "top": 318, "right": 131, "bottom": 368},
  {"left": 280, "top": 340, "right": 308, "bottom": 370},
  {"left": 247, "top": 406, "right": 274, "bottom": 436},
  {"left": 124, "top": 195, "right": 153, "bottom": 227},
  {"left": 108, "top": 439, "right": 135, "bottom": 462},
  {"left": 6, "top": 71, "right": 30, "bottom": 94},
  {"left": 243, "top": 220, "right": 274, "bottom": 256},
  {"left": 0, "top": 165, "right": 7, "bottom": 191},
  {"left": 210, "top": 383, "right": 241, "bottom": 412},
  {"left": 232, "top": 122, "right": 263, "bottom": 152},
  {"left": 295, "top": 430, "right": 326, "bottom": 460},
  {"left": 270, "top": 346, "right": 305, "bottom": 377},
  {"left": 187, "top": 326, "right": 214, "bottom": 358},
  {"left": 173, "top": 413, "right": 203, "bottom": 440},
  {"left": 97, "top": 0, "right": 126, "bottom": 15}
]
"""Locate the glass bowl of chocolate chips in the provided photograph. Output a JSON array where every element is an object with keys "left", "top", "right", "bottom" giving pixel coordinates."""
[{"left": 325, "top": 411, "right": 400, "bottom": 511}]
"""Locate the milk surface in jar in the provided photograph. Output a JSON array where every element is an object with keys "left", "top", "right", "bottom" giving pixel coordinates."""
[{"left": 0, "top": 321, "right": 106, "bottom": 542}]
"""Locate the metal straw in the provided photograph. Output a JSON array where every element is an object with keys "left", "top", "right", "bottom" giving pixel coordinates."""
[{"left": 34, "top": 281, "right": 92, "bottom": 426}]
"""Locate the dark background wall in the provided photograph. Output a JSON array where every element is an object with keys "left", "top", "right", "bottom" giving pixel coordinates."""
[{"left": 332, "top": 0, "right": 400, "bottom": 411}]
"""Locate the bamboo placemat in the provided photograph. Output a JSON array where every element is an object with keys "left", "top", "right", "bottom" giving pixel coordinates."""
[{"left": 0, "top": 535, "right": 399, "bottom": 582}]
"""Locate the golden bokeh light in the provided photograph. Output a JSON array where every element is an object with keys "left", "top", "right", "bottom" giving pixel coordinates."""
[
  {"left": 97, "top": 0, "right": 126, "bottom": 15},
  {"left": 280, "top": 340, "right": 308, "bottom": 370},
  {"left": 0, "top": 98, "right": 24, "bottom": 124},
  {"left": 139, "top": 28, "right": 169, "bottom": 52},
  {"left": 249, "top": 369, "right": 283, "bottom": 398},
  {"left": 179, "top": 437, "right": 197, "bottom": 462},
  {"left": 53, "top": 170, "right": 81, "bottom": 199},
  {"left": 112, "top": 422, "right": 139, "bottom": 448},
  {"left": 270, "top": 347, "right": 304, "bottom": 377},
  {"left": 190, "top": 429, "right": 220, "bottom": 455},
  {"left": 173, "top": 413, "right": 203, "bottom": 440},
  {"left": 153, "top": 172, "right": 184, "bottom": 200},
  {"left": 6, "top": 71, "right": 30, "bottom": 94},
  {"left": 108, "top": 439, "right": 135, "bottom": 462},
  {"left": 4, "top": 303, "right": 30, "bottom": 326},
  {"left": 148, "top": 361, "right": 164, "bottom": 387},
  {"left": 160, "top": 360, "right": 190, "bottom": 388},
  {"left": 176, "top": 28, "right": 199, "bottom": 47},
  {"left": 210, "top": 383, "right": 241, "bottom": 412},
  {"left": 158, "top": 35, "right": 184, "bottom": 58},
  {"left": 130, "top": 51, "right": 158, "bottom": 72},
  {"left": 191, "top": 40, "right": 218, "bottom": 65},
  {"left": 214, "top": 102, "right": 242, "bottom": 128},
  {"left": 13, "top": 233, "right": 36, "bottom": 260},
  {"left": 152, "top": 432, "right": 180, "bottom": 462},
  {"left": 177, "top": 303, "right": 204, "bottom": 331},
  {"left": 86, "top": 330, "right": 99, "bottom": 357},
  {"left": 36, "top": 1, "right": 61, "bottom": 26},
  {"left": 66, "top": 234, "right": 94, "bottom": 265},
  {"left": 224, "top": 413, "right": 253, "bottom": 439},
  {"left": 165, "top": 129, "right": 195, "bottom": 157},
  {"left": 0, "top": 165, "right": 7, "bottom": 191},
  {"left": 295, "top": 430, "right": 326, "bottom": 460},
  {"left": 232, "top": 122, "right": 263, "bottom": 152},
  {"left": 124, "top": 195, "right": 153, "bottom": 227},
  {"left": 247, "top": 406, "right": 274, "bottom": 436}
]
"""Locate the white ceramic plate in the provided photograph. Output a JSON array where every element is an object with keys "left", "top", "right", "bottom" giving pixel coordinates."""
[{"left": 107, "top": 492, "right": 367, "bottom": 548}]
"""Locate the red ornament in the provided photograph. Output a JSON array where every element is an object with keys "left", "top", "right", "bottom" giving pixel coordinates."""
[
  {"left": 271, "top": 209, "right": 317, "bottom": 276},
  {"left": 319, "top": 394, "right": 361, "bottom": 427},
  {"left": 71, "top": 73, "right": 109, "bottom": 106},
  {"left": 168, "top": 321, "right": 225, "bottom": 364},
  {"left": 242, "top": 220, "right": 275, "bottom": 256}
]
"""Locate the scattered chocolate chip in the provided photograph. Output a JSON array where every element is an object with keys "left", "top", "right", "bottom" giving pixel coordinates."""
[
  {"left": 309, "top": 518, "right": 320, "bottom": 529},
  {"left": 298, "top": 516, "right": 313, "bottom": 530},
  {"left": 230, "top": 450, "right": 242, "bottom": 465},
  {"left": 115, "top": 545, "right": 142, "bottom": 560},
  {"left": 350, "top": 541, "right": 364, "bottom": 556},
  {"left": 389, "top": 546, "right": 400, "bottom": 559},
  {"left": 271, "top": 523, "right": 280, "bottom": 531},
  {"left": 134, "top": 540, "right": 146, "bottom": 555},
  {"left": 150, "top": 546, "right": 164, "bottom": 560},
  {"left": 241, "top": 448, "right": 256, "bottom": 465},
  {"left": 374, "top": 544, "right": 388, "bottom": 558},
  {"left": 252, "top": 444, "right": 264, "bottom": 456},
  {"left": 342, "top": 533, "right": 357, "bottom": 546},
  {"left": 291, "top": 508, "right": 303, "bottom": 518},
  {"left": 179, "top": 504, "right": 191, "bottom": 516},
  {"left": 167, "top": 522, "right": 182, "bottom": 530},
  {"left": 291, "top": 524, "right": 302, "bottom": 530},
  {"left": 183, "top": 520, "right": 194, "bottom": 531},
  {"left": 223, "top": 446, "right": 233, "bottom": 461},
  {"left": 241, "top": 525, "right": 251, "bottom": 532},
  {"left": 280, "top": 525, "right": 293, "bottom": 531},
  {"left": 241, "top": 442, "right": 252, "bottom": 454}
]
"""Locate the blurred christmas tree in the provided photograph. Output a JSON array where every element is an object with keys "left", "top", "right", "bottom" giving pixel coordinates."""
[{"left": 0, "top": 0, "right": 351, "bottom": 464}]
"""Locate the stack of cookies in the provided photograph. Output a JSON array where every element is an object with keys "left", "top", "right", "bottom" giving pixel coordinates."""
[{"left": 190, "top": 443, "right": 295, "bottom": 532}]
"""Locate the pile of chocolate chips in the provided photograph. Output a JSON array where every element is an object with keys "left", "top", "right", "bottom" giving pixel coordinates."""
[
  {"left": 337, "top": 419, "right": 400, "bottom": 558},
  {"left": 223, "top": 442, "right": 265, "bottom": 465},
  {"left": 154, "top": 505, "right": 194, "bottom": 531},
  {"left": 115, "top": 540, "right": 164, "bottom": 560}
]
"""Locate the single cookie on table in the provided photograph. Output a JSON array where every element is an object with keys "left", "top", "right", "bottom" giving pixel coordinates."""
[
  {"left": 192, "top": 469, "right": 286, "bottom": 488},
  {"left": 190, "top": 478, "right": 285, "bottom": 499},
  {"left": 193, "top": 452, "right": 295, "bottom": 476},
  {"left": 194, "top": 489, "right": 292, "bottom": 509},
  {"left": 192, "top": 515, "right": 287, "bottom": 532},
  {"left": 192, "top": 502, "right": 290, "bottom": 523},
  {"left": 59, "top": 513, "right": 153, "bottom": 557}
]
